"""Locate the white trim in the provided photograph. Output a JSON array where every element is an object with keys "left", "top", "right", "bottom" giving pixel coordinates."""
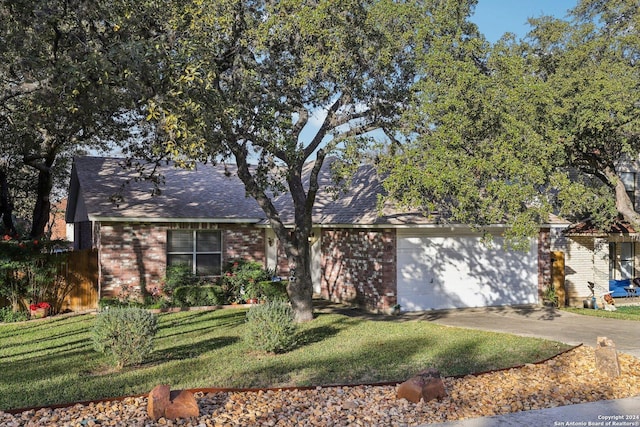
[{"left": 88, "top": 216, "right": 262, "bottom": 224}]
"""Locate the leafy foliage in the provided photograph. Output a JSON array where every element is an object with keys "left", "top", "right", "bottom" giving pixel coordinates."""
[
  {"left": 0, "top": 306, "right": 28, "bottom": 323},
  {"left": 0, "top": 236, "right": 72, "bottom": 314},
  {"left": 0, "top": 0, "right": 165, "bottom": 237},
  {"left": 173, "top": 285, "right": 222, "bottom": 307},
  {"left": 163, "top": 263, "right": 198, "bottom": 295},
  {"left": 218, "top": 260, "right": 272, "bottom": 303},
  {"left": 257, "top": 280, "right": 289, "bottom": 303},
  {"left": 244, "top": 301, "right": 297, "bottom": 354},
  {"left": 92, "top": 307, "right": 158, "bottom": 368},
  {"left": 381, "top": 0, "right": 640, "bottom": 241}
]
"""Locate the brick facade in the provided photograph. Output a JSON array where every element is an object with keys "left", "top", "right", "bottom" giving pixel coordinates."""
[
  {"left": 538, "top": 228, "right": 551, "bottom": 299},
  {"left": 320, "top": 228, "right": 396, "bottom": 312},
  {"left": 97, "top": 222, "right": 266, "bottom": 298}
]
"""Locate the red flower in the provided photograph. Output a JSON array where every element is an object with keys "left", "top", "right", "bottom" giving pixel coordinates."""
[
  {"left": 33, "top": 240, "right": 39, "bottom": 245},
  {"left": 2, "top": 235, "right": 10, "bottom": 241},
  {"left": 30, "top": 302, "right": 51, "bottom": 311}
]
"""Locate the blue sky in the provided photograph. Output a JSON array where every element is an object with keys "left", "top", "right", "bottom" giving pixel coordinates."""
[{"left": 470, "top": 0, "right": 577, "bottom": 42}]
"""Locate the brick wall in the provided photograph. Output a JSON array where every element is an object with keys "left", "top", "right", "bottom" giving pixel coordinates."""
[
  {"left": 320, "top": 228, "right": 396, "bottom": 312},
  {"left": 98, "top": 222, "right": 265, "bottom": 298},
  {"left": 538, "top": 228, "right": 551, "bottom": 299}
]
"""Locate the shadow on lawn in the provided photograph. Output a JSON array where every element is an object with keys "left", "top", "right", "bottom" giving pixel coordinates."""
[
  {"left": 152, "top": 335, "right": 240, "bottom": 362},
  {"left": 158, "top": 309, "right": 246, "bottom": 339},
  {"left": 0, "top": 313, "right": 93, "bottom": 340}
]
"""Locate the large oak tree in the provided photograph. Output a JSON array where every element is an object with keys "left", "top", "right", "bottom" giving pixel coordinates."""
[{"left": 140, "top": 0, "right": 456, "bottom": 321}]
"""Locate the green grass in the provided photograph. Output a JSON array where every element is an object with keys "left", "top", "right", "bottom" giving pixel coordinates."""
[
  {"left": 562, "top": 305, "right": 640, "bottom": 321},
  {"left": 0, "top": 308, "right": 570, "bottom": 411}
]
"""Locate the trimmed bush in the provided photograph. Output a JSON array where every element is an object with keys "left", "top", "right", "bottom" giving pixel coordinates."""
[
  {"left": 173, "top": 285, "right": 222, "bottom": 307},
  {"left": 245, "top": 301, "right": 297, "bottom": 353},
  {"left": 92, "top": 307, "right": 158, "bottom": 368},
  {"left": 258, "top": 280, "right": 289, "bottom": 302}
]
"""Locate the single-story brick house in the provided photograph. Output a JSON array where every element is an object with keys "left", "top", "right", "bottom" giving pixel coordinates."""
[{"left": 66, "top": 156, "right": 567, "bottom": 312}]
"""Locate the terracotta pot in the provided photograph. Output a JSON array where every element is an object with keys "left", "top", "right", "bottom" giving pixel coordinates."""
[{"left": 30, "top": 307, "right": 48, "bottom": 319}]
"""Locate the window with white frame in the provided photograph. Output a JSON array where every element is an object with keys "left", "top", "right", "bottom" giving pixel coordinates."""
[
  {"left": 609, "top": 241, "right": 634, "bottom": 280},
  {"left": 167, "top": 230, "right": 222, "bottom": 275}
]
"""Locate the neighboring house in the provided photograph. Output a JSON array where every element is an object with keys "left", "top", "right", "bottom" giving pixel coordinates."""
[
  {"left": 48, "top": 198, "right": 74, "bottom": 243},
  {"left": 562, "top": 168, "right": 640, "bottom": 304},
  {"left": 66, "top": 156, "right": 567, "bottom": 312}
]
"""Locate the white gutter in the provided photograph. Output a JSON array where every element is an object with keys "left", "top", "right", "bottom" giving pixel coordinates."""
[{"left": 87, "top": 216, "right": 263, "bottom": 224}]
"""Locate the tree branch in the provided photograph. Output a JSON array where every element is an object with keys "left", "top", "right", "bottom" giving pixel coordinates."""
[
  {"left": 1, "top": 80, "right": 48, "bottom": 104},
  {"left": 303, "top": 95, "right": 345, "bottom": 160}
]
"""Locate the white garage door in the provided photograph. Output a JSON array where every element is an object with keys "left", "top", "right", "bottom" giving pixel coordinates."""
[{"left": 397, "top": 229, "right": 538, "bottom": 311}]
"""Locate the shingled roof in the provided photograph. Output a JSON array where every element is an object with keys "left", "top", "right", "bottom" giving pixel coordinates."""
[{"left": 66, "top": 156, "right": 429, "bottom": 226}]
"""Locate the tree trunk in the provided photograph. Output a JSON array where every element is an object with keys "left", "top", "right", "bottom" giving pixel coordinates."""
[
  {"left": 0, "top": 169, "right": 16, "bottom": 235},
  {"left": 29, "top": 167, "right": 53, "bottom": 239},
  {"left": 606, "top": 167, "right": 640, "bottom": 230},
  {"left": 286, "top": 238, "right": 314, "bottom": 322}
]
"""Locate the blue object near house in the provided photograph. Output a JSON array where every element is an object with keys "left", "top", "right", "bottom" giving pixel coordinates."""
[{"left": 609, "top": 279, "right": 631, "bottom": 298}]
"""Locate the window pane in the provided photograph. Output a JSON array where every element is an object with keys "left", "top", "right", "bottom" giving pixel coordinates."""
[
  {"left": 609, "top": 242, "right": 616, "bottom": 280},
  {"left": 168, "top": 230, "right": 193, "bottom": 252},
  {"left": 197, "top": 231, "right": 221, "bottom": 252},
  {"left": 621, "top": 173, "right": 635, "bottom": 191},
  {"left": 620, "top": 242, "right": 634, "bottom": 279},
  {"left": 167, "top": 254, "right": 193, "bottom": 269},
  {"left": 621, "top": 242, "right": 633, "bottom": 261},
  {"left": 196, "top": 254, "right": 221, "bottom": 276}
]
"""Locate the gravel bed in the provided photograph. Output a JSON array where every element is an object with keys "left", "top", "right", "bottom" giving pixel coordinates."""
[{"left": 2, "top": 346, "right": 640, "bottom": 426}]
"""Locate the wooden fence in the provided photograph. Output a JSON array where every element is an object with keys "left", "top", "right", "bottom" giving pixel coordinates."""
[{"left": 61, "top": 249, "right": 99, "bottom": 311}]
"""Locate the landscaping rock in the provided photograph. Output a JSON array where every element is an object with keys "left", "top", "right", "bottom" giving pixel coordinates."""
[
  {"left": 165, "top": 390, "right": 199, "bottom": 419},
  {"left": 595, "top": 336, "right": 621, "bottom": 377},
  {"left": 396, "top": 376, "right": 424, "bottom": 403},
  {"left": 3, "top": 346, "right": 640, "bottom": 426},
  {"left": 147, "top": 384, "right": 171, "bottom": 421},
  {"left": 147, "top": 385, "right": 199, "bottom": 420},
  {"left": 396, "top": 368, "right": 446, "bottom": 403}
]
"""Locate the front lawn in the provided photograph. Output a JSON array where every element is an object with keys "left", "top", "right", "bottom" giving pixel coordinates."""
[{"left": 0, "top": 307, "right": 571, "bottom": 411}]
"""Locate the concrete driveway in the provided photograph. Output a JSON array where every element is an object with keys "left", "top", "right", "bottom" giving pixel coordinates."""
[{"left": 406, "top": 305, "right": 640, "bottom": 358}]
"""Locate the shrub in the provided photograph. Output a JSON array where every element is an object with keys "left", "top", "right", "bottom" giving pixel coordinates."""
[
  {"left": 98, "top": 297, "right": 137, "bottom": 309},
  {"left": 92, "top": 307, "right": 158, "bottom": 368},
  {"left": 244, "top": 301, "right": 297, "bottom": 353},
  {"left": 0, "top": 238, "right": 71, "bottom": 315},
  {"left": 0, "top": 306, "right": 28, "bottom": 323},
  {"left": 219, "top": 260, "right": 272, "bottom": 303},
  {"left": 173, "top": 285, "right": 222, "bottom": 307},
  {"left": 163, "top": 263, "right": 197, "bottom": 294},
  {"left": 258, "top": 280, "right": 289, "bottom": 302}
]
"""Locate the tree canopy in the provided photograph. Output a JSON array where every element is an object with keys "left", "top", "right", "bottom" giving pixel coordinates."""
[
  {"left": 0, "top": 0, "right": 162, "bottom": 238},
  {"left": 380, "top": 0, "right": 640, "bottom": 245}
]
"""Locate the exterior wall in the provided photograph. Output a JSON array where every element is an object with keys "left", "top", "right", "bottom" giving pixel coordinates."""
[
  {"left": 538, "top": 228, "right": 552, "bottom": 299},
  {"left": 97, "top": 222, "right": 265, "bottom": 298},
  {"left": 564, "top": 236, "right": 610, "bottom": 305},
  {"left": 320, "top": 228, "right": 396, "bottom": 312}
]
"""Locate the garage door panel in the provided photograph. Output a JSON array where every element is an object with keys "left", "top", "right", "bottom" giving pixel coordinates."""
[{"left": 397, "top": 233, "right": 538, "bottom": 311}]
